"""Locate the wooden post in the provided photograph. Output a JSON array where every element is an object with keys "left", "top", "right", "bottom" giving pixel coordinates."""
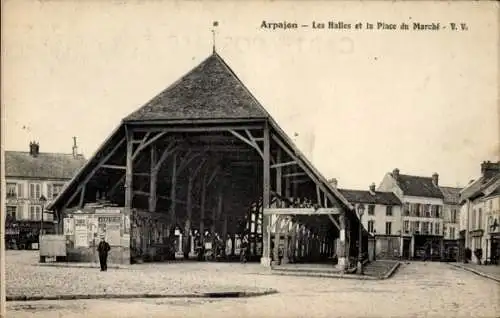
[
  {"left": 169, "top": 154, "right": 177, "bottom": 235},
  {"left": 200, "top": 171, "right": 207, "bottom": 243},
  {"left": 336, "top": 213, "right": 347, "bottom": 271},
  {"left": 261, "top": 123, "right": 271, "bottom": 266},
  {"left": 273, "top": 148, "right": 282, "bottom": 264},
  {"left": 282, "top": 166, "right": 291, "bottom": 264},
  {"left": 125, "top": 127, "right": 134, "bottom": 210},
  {"left": 149, "top": 144, "right": 157, "bottom": 213},
  {"left": 183, "top": 177, "right": 194, "bottom": 259}
]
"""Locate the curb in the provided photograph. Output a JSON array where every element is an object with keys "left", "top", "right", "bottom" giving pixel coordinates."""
[
  {"left": 381, "top": 262, "right": 401, "bottom": 280},
  {"left": 36, "top": 264, "right": 128, "bottom": 270},
  {"left": 271, "top": 270, "right": 379, "bottom": 280},
  {"left": 270, "top": 262, "right": 401, "bottom": 281},
  {"left": 449, "top": 263, "right": 500, "bottom": 283},
  {"left": 6, "top": 289, "right": 279, "bottom": 302}
]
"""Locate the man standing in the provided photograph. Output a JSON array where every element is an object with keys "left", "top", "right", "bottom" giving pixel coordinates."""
[{"left": 97, "top": 237, "right": 111, "bottom": 271}]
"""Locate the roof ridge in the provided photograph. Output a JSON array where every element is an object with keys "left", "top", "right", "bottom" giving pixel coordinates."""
[
  {"left": 212, "top": 52, "right": 270, "bottom": 119},
  {"left": 123, "top": 54, "right": 215, "bottom": 122},
  {"left": 6, "top": 150, "right": 85, "bottom": 157}
]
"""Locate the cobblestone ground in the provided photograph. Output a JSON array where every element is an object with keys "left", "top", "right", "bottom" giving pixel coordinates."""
[{"left": 6, "top": 251, "right": 500, "bottom": 318}]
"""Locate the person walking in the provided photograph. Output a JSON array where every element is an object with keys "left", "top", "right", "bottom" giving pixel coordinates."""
[{"left": 97, "top": 237, "right": 111, "bottom": 271}]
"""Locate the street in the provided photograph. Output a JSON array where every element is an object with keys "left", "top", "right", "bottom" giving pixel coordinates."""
[{"left": 5, "top": 251, "right": 500, "bottom": 318}]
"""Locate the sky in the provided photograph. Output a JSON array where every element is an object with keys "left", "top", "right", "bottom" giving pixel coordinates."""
[{"left": 2, "top": 0, "right": 499, "bottom": 190}]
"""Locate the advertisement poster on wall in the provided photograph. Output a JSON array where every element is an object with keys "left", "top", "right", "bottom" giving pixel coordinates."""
[
  {"left": 73, "top": 215, "right": 89, "bottom": 247},
  {"left": 63, "top": 218, "right": 74, "bottom": 236},
  {"left": 97, "top": 215, "right": 122, "bottom": 246}
]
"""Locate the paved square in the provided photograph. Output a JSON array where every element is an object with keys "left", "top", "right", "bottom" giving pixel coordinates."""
[{"left": 6, "top": 251, "right": 500, "bottom": 318}]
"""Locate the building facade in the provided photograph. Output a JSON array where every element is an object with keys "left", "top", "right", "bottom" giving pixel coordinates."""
[
  {"left": 459, "top": 161, "right": 500, "bottom": 264},
  {"left": 336, "top": 182, "right": 403, "bottom": 259},
  {"left": 439, "top": 186, "right": 462, "bottom": 260},
  {"left": 5, "top": 139, "right": 86, "bottom": 249},
  {"left": 378, "top": 169, "right": 445, "bottom": 260}
]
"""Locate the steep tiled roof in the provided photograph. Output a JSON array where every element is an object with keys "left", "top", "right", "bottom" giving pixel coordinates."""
[
  {"left": 48, "top": 52, "right": 355, "bottom": 215},
  {"left": 439, "top": 186, "right": 462, "bottom": 205},
  {"left": 124, "top": 52, "right": 269, "bottom": 122},
  {"left": 5, "top": 151, "right": 86, "bottom": 180},
  {"left": 395, "top": 174, "right": 444, "bottom": 199},
  {"left": 338, "top": 189, "right": 402, "bottom": 206},
  {"left": 460, "top": 173, "right": 500, "bottom": 203}
]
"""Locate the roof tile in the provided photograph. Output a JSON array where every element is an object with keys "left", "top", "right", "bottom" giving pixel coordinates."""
[
  {"left": 124, "top": 53, "right": 269, "bottom": 122},
  {"left": 5, "top": 151, "right": 86, "bottom": 180}
]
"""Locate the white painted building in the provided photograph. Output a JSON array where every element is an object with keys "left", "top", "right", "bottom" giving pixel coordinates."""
[
  {"left": 336, "top": 182, "right": 403, "bottom": 259},
  {"left": 377, "top": 169, "right": 445, "bottom": 260},
  {"left": 459, "top": 161, "right": 500, "bottom": 264},
  {"left": 4, "top": 140, "right": 86, "bottom": 249}
]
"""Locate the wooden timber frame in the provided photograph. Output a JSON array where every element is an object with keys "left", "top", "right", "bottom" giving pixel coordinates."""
[{"left": 46, "top": 52, "right": 367, "bottom": 268}]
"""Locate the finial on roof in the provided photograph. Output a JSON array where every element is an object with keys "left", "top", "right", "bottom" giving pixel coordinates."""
[{"left": 212, "top": 21, "right": 219, "bottom": 53}]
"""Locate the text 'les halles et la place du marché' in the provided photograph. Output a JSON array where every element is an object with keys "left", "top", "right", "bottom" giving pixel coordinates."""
[{"left": 260, "top": 20, "right": 469, "bottom": 31}]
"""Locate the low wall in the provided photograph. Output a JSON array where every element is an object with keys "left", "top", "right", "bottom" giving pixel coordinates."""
[{"left": 66, "top": 246, "right": 131, "bottom": 264}]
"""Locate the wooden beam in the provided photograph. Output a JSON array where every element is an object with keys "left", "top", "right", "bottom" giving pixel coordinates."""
[
  {"left": 271, "top": 161, "right": 297, "bottom": 169},
  {"left": 176, "top": 151, "right": 200, "bottom": 175},
  {"left": 245, "top": 129, "right": 264, "bottom": 159},
  {"left": 78, "top": 185, "right": 86, "bottom": 208},
  {"left": 316, "top": 185, "right": 321, "bottom": 206},
  {"left": 132, "top": 132, "right": 167, "bottom": 160},
  {"left": 149, "top": 144, "right": 157, "bottom": 213},
  {"left": 207, "top": 166, "right": 220, "bottom": 186},
  {"left": 125, "top": 129, "right": 134, "bottom": 209},
  {"left": 271, "top": 134, "right": 341, "bottom": 209},
  {"left": 154, "top": 142, "right": 179, "bottom": 172},
  {"left": 101, "top": 164, "right": 126, "bottom": 170},
  {"left": 283, "top": 172, "right": 306, "bottom": 178},
  {"left": 63, "top": 137, "right": 126, "bottom": 209},
  {"left": 263, "top": 208, "right": 342, "bottom": 216},
  {"left": 169, "top": 153, "right": 177, "bottom": 227},
  {"left": 200, "top": 170, "right": 207, "bottom": 241},
  {"left": 290, "top": 179, "right": 311, "bottom": 184},
  {"left": 262, "top": 123, "right": 271, "bottom": 262},
  {"left": 328, "top": 214, "right": 340, "bottom": 230},
  {"left": 133, "top": 125, "right": 263, "bottom": 133},
  {"left": 228, "top": 129, "right": 264, "bottom": 159}
]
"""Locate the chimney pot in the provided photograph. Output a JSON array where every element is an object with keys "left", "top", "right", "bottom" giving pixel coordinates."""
[
  {"left": 392, "top": 168, "right": 400, "bottom": 179},
  {"left": 72, "top": 137, "right": 79, "bottom": 158},
  {"left": 329, "top": 178, "right": 338, "bottom": 188},
  {"left": 369, "top": 183, "right": 376, "bottom": 194},
  {"left": 432, "top": 172, "right": 439, "bottom": 186},
  {"left": 30, "top": 141, "right": 40, "bottom": 157}
]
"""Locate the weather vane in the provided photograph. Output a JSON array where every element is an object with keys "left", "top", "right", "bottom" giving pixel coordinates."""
[{"left": 212, "top": 21, "right": 219, "bottom": 53}]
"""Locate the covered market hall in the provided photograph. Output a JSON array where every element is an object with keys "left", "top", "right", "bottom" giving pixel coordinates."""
[{"left": 47, "top": 51, "right": 369, "bottom": 270}]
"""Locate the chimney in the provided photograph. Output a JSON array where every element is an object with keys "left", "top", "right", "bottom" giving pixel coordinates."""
[
  {"left": 72, "top": 137, "right": 78, "bottom": 158},
  {"left": 329, "top": 178, "right": 338, "bottom": 188},
  {"left": 369, "top": 183, "right": 376, "bottom": 195},
  {"left": 432, "top": 172, "right": 439, "bottom": 186},
  {"left": 392, "top": 168, "right": 400, "bottom": 180},
  {"left": 29, "top": 141, "right": 40, "bottom": 157},
  {"left": 481, "top": 161, "right": 500, "bottom": 180}
]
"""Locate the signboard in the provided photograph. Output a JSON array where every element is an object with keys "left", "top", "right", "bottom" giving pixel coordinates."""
[
  {"left": 74, "top": 215, "right": 88, "bottom": 247},
  {"left": 63, "top": 218, "right": 74, "bottom": 236},
  {"left": 97, "top": 215, "right": 122, "bottom": 246},
  {"left": 96, "top": 208, "right": 120, "bottom": 214},
  {"left": 105, "top": 223, "right": 121, "bottom": 246}
]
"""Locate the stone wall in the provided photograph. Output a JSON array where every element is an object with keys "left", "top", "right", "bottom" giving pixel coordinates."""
[{"left": 62, "top": 206, "right": 131, "bottom": 264}]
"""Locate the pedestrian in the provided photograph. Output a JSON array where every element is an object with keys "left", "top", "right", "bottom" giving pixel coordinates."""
[{"left": 97, "top": 237, "right": 111, "bottom": 271}]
